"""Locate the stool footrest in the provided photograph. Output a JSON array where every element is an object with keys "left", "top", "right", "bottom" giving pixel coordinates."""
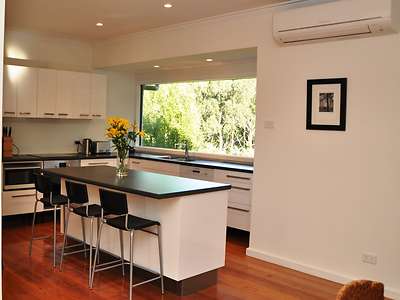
[
  {"left": 132, "top": 276, "right": 161, "bottom": 288},
  {"left": 32, "top": 235, "right": 51, "bottom": 240},
  {"left": 64, "top": 242, "right": 85, "bottom": 250},
  {"left": 63, "top": 248, "right": 90, "bottom": 256}
]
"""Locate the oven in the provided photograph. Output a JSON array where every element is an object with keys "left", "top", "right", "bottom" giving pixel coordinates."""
[{"left": 3, "top": 161, "right": 43, "bottom": 191}]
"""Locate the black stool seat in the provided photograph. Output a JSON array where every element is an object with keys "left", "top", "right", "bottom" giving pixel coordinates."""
[
  {"left": 73, "top": 204, "right": 102, "bottom": 217},
  {"left": 106, "top": 215, "right": 160, "bottom": 231},
  {"left": 40, "top": 194, "right": 69, "bottom": 206}
]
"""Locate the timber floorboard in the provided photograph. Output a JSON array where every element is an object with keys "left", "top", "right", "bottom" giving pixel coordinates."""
[{"left": 3, "top": 220, "right": 344, "bottom": 300}]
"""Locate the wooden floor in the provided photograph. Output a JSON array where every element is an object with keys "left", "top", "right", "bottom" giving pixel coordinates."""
[{"left": 2, "top": 217, "right": 343, "bottom": 300}]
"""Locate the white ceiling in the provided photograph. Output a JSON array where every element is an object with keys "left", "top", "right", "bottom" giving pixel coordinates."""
[{"left": 6, "top": 0, "right": 287, "bottom": 40}]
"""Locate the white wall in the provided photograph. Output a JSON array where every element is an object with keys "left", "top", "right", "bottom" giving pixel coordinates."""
[
  {"left": 93, "top": 4, "right": 400, "bottom": 298},
  {"left": 3, "top": 30, "right": 136, "bottom": 154}
]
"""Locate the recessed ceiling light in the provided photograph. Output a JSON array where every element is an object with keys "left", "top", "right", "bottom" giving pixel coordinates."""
[
  {"left": 163, "top": 3, "right": 173, "bottom": 8},
  {"left": 205, "top": 58, "right": 213, "bottom": 62},
  {"left": 96, "top": 22, "right": 104, "bottom": 27},
  {"left": 153, "top": 65, "right": 160, "bottom": 68}
]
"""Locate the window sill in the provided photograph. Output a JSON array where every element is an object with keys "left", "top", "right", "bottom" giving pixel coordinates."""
[{"left": 135, "top": 146, "right": 253, "bottom": 165}]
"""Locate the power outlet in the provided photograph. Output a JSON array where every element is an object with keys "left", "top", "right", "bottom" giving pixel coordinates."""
[{"left": 362, "top": 253, "right": 378, "bottom": 265}]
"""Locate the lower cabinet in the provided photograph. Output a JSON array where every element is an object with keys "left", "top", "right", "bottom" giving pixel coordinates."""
[
  {"left": 129, "top": 158, "right": 180, "bottom": 176},
  {"left": 2, "top": 190, "right": 42, "bottom": 216},
  {"left": 80, "top": 158, "right": 116, "bottom": 167}
]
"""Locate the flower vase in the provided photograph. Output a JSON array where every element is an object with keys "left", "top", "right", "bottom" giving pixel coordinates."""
[{"left": 116, "top": 149, "right": 129, "bottom": 177}]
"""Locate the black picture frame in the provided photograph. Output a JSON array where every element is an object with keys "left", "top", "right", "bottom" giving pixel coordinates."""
[{"left": 306, "top": 78, "right": 347, "bottom": 131}]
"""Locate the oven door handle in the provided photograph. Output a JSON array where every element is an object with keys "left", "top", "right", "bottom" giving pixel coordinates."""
[{"left": 3, "top": 166, "right": 42, "bottom": 170}]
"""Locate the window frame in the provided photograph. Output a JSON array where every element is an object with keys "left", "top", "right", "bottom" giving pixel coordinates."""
[{"left": 138, "top": 78, "right": 256, "bottom": 162}]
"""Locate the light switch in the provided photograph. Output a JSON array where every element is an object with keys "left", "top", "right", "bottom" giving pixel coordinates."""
[{"left": 264, "top": 120, "right": 275, "bottom": 129}]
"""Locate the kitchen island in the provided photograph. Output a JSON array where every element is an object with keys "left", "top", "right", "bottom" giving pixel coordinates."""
[{"left": 44, "top": 166, "right": 231, "bottom": 295}]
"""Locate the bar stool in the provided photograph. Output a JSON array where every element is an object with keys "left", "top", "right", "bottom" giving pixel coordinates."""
[
  {"left": 29, "top": 172, "right": 68, "bottom": 267},
  {"left": 90, "top": 189, "right": 164, "bottom": 300},
  {"left": 60, "top": 181, "right": 102, "bottom": 285}
]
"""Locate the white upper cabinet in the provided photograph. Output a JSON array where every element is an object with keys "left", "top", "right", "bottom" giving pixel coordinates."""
[
  {"left": 37, "top": 68, "right": 57, "bottom": 118},
  {"left": 72, "top": 72, "right": 91, "bottom": 119},
  {"left": 56, "top": 70, "right": 73, "bottom": 118},
  {"left": 90, "top": 74, "right": 107, "bottom": 119},
  {"left": 3, "top": 65, "right": 108, "bottom": 120},
  {"left": 3, "top": 65, "right": 17, "bottom": 117}
]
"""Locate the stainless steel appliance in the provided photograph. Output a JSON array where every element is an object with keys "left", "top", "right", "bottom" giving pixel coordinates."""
[
  {"left": 79, "top": 138, "right": 92, "bottom": 155},
  {"left": 3, "top": 161, "right": 42, "bottom": 191},
  {"left": 43, "top": 159, "right": 80, "bottom": 169},
  {"left": 90, "top": 140, "right": 111, "bottom": 154}
]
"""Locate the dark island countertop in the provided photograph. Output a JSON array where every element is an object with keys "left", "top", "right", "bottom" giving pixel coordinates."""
[{"left": 44, "top": 166, "right": 231, "bottom": 199}]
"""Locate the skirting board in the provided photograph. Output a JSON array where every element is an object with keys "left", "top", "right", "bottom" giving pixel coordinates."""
[{"left": 246, "top": 247, "right": 400, "bottom": 300}]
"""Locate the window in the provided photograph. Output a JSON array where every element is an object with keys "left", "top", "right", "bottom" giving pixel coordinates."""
[{"left": 140, "top": 78, "right": 256, "bottom": 157}]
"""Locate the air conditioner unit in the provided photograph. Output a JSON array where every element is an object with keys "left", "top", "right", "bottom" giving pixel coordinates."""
[{"left": 273, "top": 0, "right": 400, "bottom": 45}]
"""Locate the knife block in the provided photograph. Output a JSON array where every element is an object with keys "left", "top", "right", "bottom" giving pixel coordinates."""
[{"left": 3, "top": 137, "right": 13, "bottom": 157}]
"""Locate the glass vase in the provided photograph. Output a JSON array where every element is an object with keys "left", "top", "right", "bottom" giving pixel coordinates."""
[{"left": 116, "top": 148, "right": 129, "bottom": 177}]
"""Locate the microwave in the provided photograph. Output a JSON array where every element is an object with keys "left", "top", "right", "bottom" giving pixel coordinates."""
[{"left": 91, "top": 141, "right": 111, "bottom": 154}]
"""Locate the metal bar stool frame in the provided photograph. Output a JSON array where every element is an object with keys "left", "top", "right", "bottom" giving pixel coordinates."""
[
  {"left": 90, "top": 189, "right": 164, "bottom": 300},
  {"left": 59, "top": 180, "right": 101, "bottom": 285},
  {"left": 29, "top": 172, "right": 68, "bottom": 267}
]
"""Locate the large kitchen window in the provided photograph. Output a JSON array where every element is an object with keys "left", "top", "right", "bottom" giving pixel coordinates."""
[{"left": 140, "top": 78, "right": 256, "bottom": 157}]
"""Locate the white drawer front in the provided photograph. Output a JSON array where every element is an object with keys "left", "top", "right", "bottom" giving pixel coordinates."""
[
  {"left": 129, "top": 159, "right": 180, "bottom": 176},
  {"left": 81, "top": 158, "right": 116, "bottom": 167},
  {"left": 228, "top": 186, "right": 251, "bottom": 211},
  {"left": 227, "top": 207, "right": 250, "bottom": 231},
  {"left": 214, "top": 170, "right": 252, "bottom": 188},
  {"left": 2, "top": 190, "right": 41, "bottom": 216}
]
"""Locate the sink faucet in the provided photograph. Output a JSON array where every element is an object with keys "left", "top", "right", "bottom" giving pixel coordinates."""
[
  {"left": 184, "top": 141, "right": 189, "bottom": 161},
  {"left": 175, "top": 141, "right": 190, "bottom": 160}
]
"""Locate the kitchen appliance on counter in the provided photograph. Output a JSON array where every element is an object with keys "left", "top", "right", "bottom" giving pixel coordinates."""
[
  {"left": 3, "top": 160, "right": 42, "bottom": 191},
  {"left": 76, "top": 138, "right": 92, "bottom": 155},
  {"left": 90, "top": 140, "right": 111, "bottom": 154}
]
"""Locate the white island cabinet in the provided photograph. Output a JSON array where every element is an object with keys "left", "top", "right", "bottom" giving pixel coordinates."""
[{"left": 46, "top": 166, "right": 230, "bottom": 295}]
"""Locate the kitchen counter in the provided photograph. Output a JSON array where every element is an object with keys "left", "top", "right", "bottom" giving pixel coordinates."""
[
  {"left": 44, "top": 166, "right": 230, "bottom": 199},
  {"left": 3, "top": 151, "right": 253, "bottom": 173}
]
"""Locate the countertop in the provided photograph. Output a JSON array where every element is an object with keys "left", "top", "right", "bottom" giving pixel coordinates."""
[
  {"left": 3, "top": 151, "right": 253, "bottom": 173},
  {"left": 44, "top": 166, "right": 231, "bottom": 199}
]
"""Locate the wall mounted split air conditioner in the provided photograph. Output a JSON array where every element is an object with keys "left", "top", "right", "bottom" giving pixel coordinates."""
[{"left": 273, "top": 0, "right": 400, "bottom": 45}]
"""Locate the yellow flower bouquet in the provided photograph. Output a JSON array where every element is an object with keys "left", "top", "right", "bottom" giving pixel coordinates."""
[{"left": 106, "top": 117, "right": 145, "bottom": 176}]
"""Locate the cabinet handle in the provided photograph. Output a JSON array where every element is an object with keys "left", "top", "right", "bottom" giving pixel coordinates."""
[
  {"left": 58, "top": 113, "right": 69, "bottom": 116},
  {"left": 92, "top": 114, "right": 102, "bottom": 117},
  {"left": 226, "top": 175, "right": 251, "bottom": 180},
  {"left": 80, "top": 114, "right": 90, "bottom": 117},
  {"left": 87, "top": 162, "right": 108, "bottom": 166},
  {"left": 131, "top": 161, "right": 141, "bottom": 165},
  {"left": 44, "top": 112, "right": 55, "bottom": 116},
  {"left": 192, "top": 170, "right": 200, "bottom": 173},
  {"left": 19, "top": 112, "right": 31, "bottom": 115},
  {"left": 4, "top": 111, "right": 15, "bottom": 114},
  {"left": 228, "top": 206, "right": 250, "bottom": 212},
  {"left": 231, "top": 186, "right": 251, "bottom": 191},
  {"left": 12, "top": 194, "right": 36, "bottom": 198}
]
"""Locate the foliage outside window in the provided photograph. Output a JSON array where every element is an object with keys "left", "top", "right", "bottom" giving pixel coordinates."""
[{"left": 141, "top": 78, "right": 256, "bottom": 157}]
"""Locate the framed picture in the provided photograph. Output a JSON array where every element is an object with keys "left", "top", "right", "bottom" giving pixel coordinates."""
[{"left": 306, "top": 78, "right": 347, "bottom": 131}]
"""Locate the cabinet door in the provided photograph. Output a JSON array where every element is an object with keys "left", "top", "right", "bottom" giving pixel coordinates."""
[
  {"left": 91, "top": 74, "right": 107, "bottom": 119},
  {"left": 56, "top": 70, "right": 73, "bottom": 118},
  {"left": 16, "top": 66, "right": 37, "bottom": 118},
  {"left": 37, "top": 68, "right": 57, "bottom": 118},
  {"left": 73, "top": 72, "right": 91, "bottom": 119},
  {"left": 3, "top": 65, "right": 17, "bottom": 117}
]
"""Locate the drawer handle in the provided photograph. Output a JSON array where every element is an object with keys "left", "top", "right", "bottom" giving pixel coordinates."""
[
  {"left": 80, "top": 114, "right": 90, "bottom": 117},
  {"left": 19, "top": 112, "right": 31, "bottom": 115},
  {"left": 92, "top": 114, "right": 102, "bottom": 117},
  {"left": 12, "top": 194, "right": 36, "bottom": 198},
  {"left": 58, "top": 113, "right": 69, "bottom": 116},
  {"left": 226, "top": 175, "right": 251, "bottom": 180},
  {"left": 4, "top": 111, "right": 15, "bottom": 114},
  {"left": 228, "top": 206, "right": 250, "bottom": 212},
  {"left": 131, "top": 161, "right": 141, "bottom": 164},
  {"left": 87, "top": 162, "right": 108, "bottom": 166},
  {"left": 44, "top": 112, "right": 55, "bottom": 116},
  {"left": 231, "top": 186, "right": 251, "bottom": 191},
  {"left": 192, "top": 170, "right": 200, "bottom": 173}
]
